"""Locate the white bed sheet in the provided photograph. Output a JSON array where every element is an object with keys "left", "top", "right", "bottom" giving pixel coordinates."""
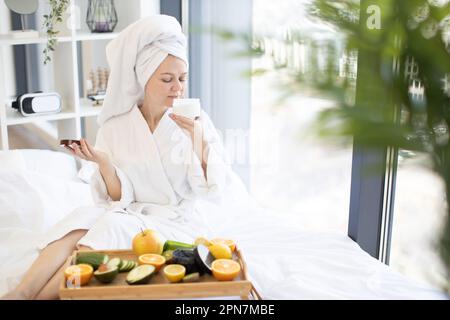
[{"left": 0, "top": 149, "right": 446, "bottom": 299}]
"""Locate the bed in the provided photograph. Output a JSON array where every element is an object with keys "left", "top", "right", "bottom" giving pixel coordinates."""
[{"left": 0, "top": 149, "right": 447, "bottom": 299}]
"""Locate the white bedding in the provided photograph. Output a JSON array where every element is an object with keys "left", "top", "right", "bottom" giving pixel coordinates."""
[{"left": 0, "top": 149, "right": 446, "bottom": 299}]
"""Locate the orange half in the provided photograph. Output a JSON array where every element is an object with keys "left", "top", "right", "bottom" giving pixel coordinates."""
[
  {"left": 138, "top": 254, "right": 166, "bottom": 271},
  {"left": 211, "top": 238, "right": 236, "bottom": 252},
  {"left": 64, "top": 264, "right": 93, "bottom": 287},
  {"left": 211, "top": 259, "right": 241, "bottom": 281}
]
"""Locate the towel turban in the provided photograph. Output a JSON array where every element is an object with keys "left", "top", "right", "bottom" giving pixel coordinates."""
[{"left": 98, "top": 15, "right": 188, "bottom": 125}]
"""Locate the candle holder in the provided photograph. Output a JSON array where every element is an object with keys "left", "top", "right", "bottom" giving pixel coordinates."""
[{"left": 86, "top": 0, "right": 118, "bottom": 33}]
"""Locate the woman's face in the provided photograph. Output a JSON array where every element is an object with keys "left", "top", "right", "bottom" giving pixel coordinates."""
[{"left": 144, "top": 55, "right": 188, "bottom": 108}]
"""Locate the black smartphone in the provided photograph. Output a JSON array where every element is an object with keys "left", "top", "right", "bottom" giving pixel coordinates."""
[{"left": 60, "top": 139, "right": 81, "bottom": 149}]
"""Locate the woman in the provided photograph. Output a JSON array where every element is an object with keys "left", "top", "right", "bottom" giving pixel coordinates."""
[{"left": 2, "top": 15, "right": 240, "bottom": 300}]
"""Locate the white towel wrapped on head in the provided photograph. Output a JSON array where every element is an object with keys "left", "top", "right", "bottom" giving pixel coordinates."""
[{"left": 98, "top": 15, "right": 188, "bottom": 126}]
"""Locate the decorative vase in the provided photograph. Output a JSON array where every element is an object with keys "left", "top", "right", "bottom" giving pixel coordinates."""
[{"left": 86, "top": 0, "right": 118, "bottom": 33}]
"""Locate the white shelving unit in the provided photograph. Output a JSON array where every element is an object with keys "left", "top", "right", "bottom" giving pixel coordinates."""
[{"left": 0, "top": 0, "right": 159, "bottom": 150}]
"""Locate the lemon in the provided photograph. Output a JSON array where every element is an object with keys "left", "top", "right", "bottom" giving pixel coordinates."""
[
  {"left": 163, "top": 264, "right": 186, "bottom": 283},
  {"left": 211, "top": 238, "right": 236, "bottom": 252},
  {"left": 208, "top": 243, "right": 232, "bottom": 260},
  {"left": 194, "top": 236, "right": 213, "bottom": 247}
]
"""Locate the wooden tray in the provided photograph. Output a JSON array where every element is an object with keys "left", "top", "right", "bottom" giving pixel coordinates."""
[{"left": 59, "top": 248, "right": 261, "bottom": 300}]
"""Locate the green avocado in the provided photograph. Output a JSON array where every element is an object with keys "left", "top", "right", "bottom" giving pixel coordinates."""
[
  {"left": 126, "top": 265, "right": 156, "bottom": 285},
  {"left": 93, "top": 264, "right": 119, "bottom": 283}
]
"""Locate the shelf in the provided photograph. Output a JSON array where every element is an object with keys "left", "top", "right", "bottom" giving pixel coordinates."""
[
  {"left": 5, "top": 107, "right": 77, "bottom": 125},
  {"left": 79, "top": 98, "right": 103, "bottom": 117},
  {"left": 0, "top": 32, "right": 118, "bottom": 45},
  {"left": 0, "top": 34, "right": 72, "bottom": 46},
  {"left": 74, "top": 32, "right": 118, "bottom": 41},
  {"left": 0, "top": 0, "right": 158, "bottom": 150}
]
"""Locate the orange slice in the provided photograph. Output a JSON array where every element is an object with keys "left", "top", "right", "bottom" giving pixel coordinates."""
[
  {"left": 138, "top": 254, "right": 166, "bottom": 271},
  {"left": 211, "top": 259, "right": 241, "bottom": 281},
  {"left": 211, "top": 238, "right": 236, "bottom": 252},
  {"left": 64, "top": 264, "right": 93, "bottom": 287},
  {"left": 163, "top": 264, "right": 186, "bottom": 283}
]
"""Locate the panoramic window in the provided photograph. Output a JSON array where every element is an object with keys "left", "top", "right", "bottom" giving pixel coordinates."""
[{"left": 250, "top": 0, "right": 353, "bottom": 233}]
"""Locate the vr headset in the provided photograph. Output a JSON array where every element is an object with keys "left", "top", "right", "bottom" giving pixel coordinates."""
[{"left": 12, "top": 91, "right": 61, "bottom": 117}]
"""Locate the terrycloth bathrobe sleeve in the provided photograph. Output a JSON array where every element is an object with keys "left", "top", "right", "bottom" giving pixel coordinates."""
[
  {"left": 187, "top": 110, "right": 229, "bottom": 199},
  {"left": 90, "top": 127, "right": 135, "bottom": 209}
]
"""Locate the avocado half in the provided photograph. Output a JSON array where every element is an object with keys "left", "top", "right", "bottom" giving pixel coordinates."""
[
  {"left": 93, "top": 265, "right": 119, "bottom": 283},
  {"left": 126, "top": 265, "right": 156, "bottom": 285}
]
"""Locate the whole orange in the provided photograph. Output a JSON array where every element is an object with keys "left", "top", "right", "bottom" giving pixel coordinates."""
[{"left": 132, "top": 229, "right": 163, "bottom": 256}]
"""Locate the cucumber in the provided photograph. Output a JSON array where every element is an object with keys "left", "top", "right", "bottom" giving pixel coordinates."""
[
  {"left": 76, "top": 252, "right": 109, "bottom": 270},
  {"left": 126, "top": 265, "right": 155, "bottom": 285},
  {"left": 94, "top": 265, "right": 119, "bottom": 284},
  {"left": 163, "top": 240, "right": 195, "bottom": 252},
  {"left": 182, "top": 272, "right": 200, "bottom": 283}
]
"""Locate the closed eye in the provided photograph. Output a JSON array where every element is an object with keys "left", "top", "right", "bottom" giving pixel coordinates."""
[{"left": 162, "top": 78, "right": 187, "bottom": 83}]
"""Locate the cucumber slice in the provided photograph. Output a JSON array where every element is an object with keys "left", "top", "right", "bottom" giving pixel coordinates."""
[
  {"left": 126, "top": 261, "right": 134, "bottom": 271},
  {"left": 107, "top": 257, "right": 121, "bottom": 269},
  {"left": 123, "top": 261, "right": 131, "bottom": 272},
  {"left": 119, "top": 260, "right": 130, "bottom": 272},
  {"left": 125, "top": 260, "right": 136, "bottom": 272},
  {"left": 126, "top": 265, "right": 155, "bottom": 285}
]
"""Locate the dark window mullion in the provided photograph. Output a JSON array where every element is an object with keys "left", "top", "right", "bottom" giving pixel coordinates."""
[
  {"left": 347, "top": 0, "right": 399, "bottom": 261},
  {"left": 160, "top": 0, "right": 182, "bottom": 24}
]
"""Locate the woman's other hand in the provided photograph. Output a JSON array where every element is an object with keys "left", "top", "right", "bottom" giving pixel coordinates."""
[{"left": 65, "top": 138, "right": 110, "bottom": 165}]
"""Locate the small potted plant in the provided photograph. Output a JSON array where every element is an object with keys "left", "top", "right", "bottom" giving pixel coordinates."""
[{"left": 42, "top": 0, "right": 70, "bottom": 65}]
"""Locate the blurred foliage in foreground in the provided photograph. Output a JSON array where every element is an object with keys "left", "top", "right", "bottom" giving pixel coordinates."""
[{"left": 218, "top": 0, "right": 450, "bottom": 292}]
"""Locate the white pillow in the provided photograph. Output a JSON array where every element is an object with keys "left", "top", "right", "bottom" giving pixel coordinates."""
[
  {"left": 0, "top": 170, "right": 43, "bottom": 231},
  {"left": 0, "top": 149, "right": 93, "bottom": 233},
  {"left": 18, "top": 149, "right": 79, "bottom": 181},
  {"left": 0, "top": 170, "right": 93, "bottom": 233},
  {"left": 0, "top": 150, "right": 27, "bottom": 173}
]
